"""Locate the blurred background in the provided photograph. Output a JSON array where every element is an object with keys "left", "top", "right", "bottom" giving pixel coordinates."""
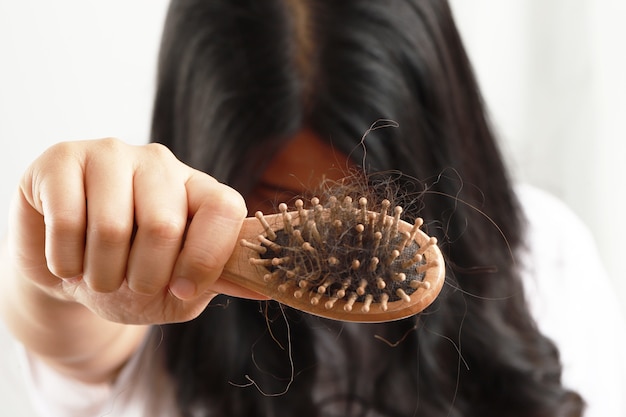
[{"left": 1, "top": 1, "right": 624, "bottom": 415}]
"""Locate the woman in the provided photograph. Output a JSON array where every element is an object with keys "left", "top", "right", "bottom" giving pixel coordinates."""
[{"left": 3, "top": 0, "right": 618, "bottom": 416}]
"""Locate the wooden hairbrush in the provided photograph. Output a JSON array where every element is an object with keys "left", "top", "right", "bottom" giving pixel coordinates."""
[{"left": 221, "top": 196, "right": 445, "bottom": 322}]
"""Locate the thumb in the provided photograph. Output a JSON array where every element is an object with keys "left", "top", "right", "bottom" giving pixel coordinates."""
[{"left": 169, "top": 171, "right": 248, "bottom": 300}]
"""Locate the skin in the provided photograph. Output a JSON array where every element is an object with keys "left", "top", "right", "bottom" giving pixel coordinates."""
[
  {"left": 0, "top": 132, "right": 346, "bottom": 385},
  {"left": 247, "top": 129, "right": 350, "bottom": 213}
]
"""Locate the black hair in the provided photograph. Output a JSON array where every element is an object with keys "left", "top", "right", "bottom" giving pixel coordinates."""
[{"left": 151, "top": 0, "right": 584, "bottom": 415}]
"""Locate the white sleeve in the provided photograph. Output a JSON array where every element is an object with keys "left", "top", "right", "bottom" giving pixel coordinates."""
[
  {"left": 16, "top": 328, "right": 178, "bottom": 417},
  {"left": 517, "top": 184, "right": 626, "bottom": 417},
  {"left": 16, "top": 343, "right": 117, "bottom": 417}
]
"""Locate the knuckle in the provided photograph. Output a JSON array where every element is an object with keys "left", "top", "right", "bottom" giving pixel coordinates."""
[
  {"left": 211, "top": 184, "right": 247, "bottom": 219},
  {"left": 41, "top": 138, "right": 124, "bottom": 166},
  {"left": 48, "top": 261, "right": 82, "bottom": 280},
  {"left": 43, "top": 215, "right": 85, "bottom": 279},
  {"left": 37, "top": 142, "right": 81, "bottom": 172},
  {"left": 94, "top": 138, "right": 127, "bottom": 160},
  {"left": 96, "top": 137, "right": 124, "bottom": 151},
  {"left": 88, "top": 219, "right": 132, "bottom": 247},
  {"left": 144, "top": 142, "right": 175, "bottom": 161},
  {"left": 142, "top": 217, "right": 185, "bottom": 245},
  {"left": 47, "top": 212, "right": 84, "bottom": 237},
  {"left": 181, "top": 244, "right": 223, "bottom": 277},
  {"left": 128, "top": 278, "right": 161, "bottom": 296},
  {"left": 45, "top": 141, "right": 73, "bottom": 158},
  {"left": 83, "top": 276, "right": 121, "bottom": 293}
]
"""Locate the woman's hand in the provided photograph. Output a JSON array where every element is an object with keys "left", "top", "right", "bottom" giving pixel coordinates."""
[{"left": 8, "top": 138, "right": 252, "bottom": 325}]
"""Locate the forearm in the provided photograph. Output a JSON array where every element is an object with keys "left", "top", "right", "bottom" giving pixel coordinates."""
[{"left": 0, "top": 240, "right": 148, "bottom": 384}]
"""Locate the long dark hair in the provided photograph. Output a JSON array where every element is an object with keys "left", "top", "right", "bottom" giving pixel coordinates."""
[{"left": 151, "top": 0, "right": 583, "bottom": 415}]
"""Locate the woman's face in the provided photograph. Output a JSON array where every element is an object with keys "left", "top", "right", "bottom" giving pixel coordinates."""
[{"left": 246, "top": 130, "right": 351, "bottom": 214}]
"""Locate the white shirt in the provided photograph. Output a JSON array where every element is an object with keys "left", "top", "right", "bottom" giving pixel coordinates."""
[
  {"left": 16, "top": 185, "right": 626, "bottom": 416},
  {"left": 516, "top": 184, "right": 626, "bottom": 416}
]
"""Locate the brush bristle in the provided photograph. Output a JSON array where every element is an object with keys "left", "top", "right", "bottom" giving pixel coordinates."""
[{"left": 245, "top": 196, "right": 437, "bottom": 314}]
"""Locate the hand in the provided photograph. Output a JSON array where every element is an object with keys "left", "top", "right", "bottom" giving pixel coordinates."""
[{"left": 8, "top": 138, "right": 254, "bottom": 325}]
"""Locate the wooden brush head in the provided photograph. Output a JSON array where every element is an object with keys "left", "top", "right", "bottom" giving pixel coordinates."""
[{"left": 223, "top": 196, "right": 445, "bottom": 322}]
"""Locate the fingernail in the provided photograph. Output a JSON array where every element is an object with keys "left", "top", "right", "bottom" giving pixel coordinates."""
[{"left": 169, "top": 278, "right": 196, "bottom": 300}]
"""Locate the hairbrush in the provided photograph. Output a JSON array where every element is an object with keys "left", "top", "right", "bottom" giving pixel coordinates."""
[{"left": 221, "top": 196, "right": 445, "bottom": 322}]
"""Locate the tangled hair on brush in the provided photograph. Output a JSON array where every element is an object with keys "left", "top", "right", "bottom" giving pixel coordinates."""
[{"left": 151, "top": 0, "right": 584, "bottom": 416}]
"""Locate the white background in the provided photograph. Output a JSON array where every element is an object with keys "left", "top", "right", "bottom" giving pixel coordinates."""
[{"left": 1, "top": 1, "right": 624, "bottom": 415}]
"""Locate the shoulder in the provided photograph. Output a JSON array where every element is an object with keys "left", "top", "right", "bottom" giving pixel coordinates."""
[
  {"left": 514, "top": 184, "right": 615, "bottom": 319},
  {"left": 515, "top": 183, "right": 592, "bottom": 245},
  {"left": 514, "top": 184, "right": 626, "bottom": 417},
  {"left": 515, "top": 184, "right": 599, "bottom": 307}
]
